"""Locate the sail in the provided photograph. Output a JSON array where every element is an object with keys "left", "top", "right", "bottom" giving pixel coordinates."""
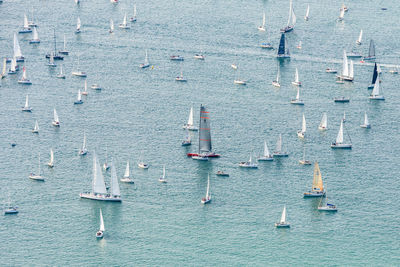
[
  {"left": 262, "top": 12, "right": 266, "bottom": 27},
  {"left": 305, "top": 5, "right": 310, "bottom": 18},
  {"left": 144, "top": 50, "right": 149, "bottom": 65},
  {"left": 82, "top": 132, "right": 87, "bottom": 149},
  {"left": 10, "top": 57, "right": 17, "bottom": 72},
  {"left": 312, "top": 162, "right": 324, "bottom": 191},
  {"left": 278, "top": 34, "right": 286, "bottom": 55},
  {"left": 63, "top": 35, "right": 67, "bottom": 50},
  {"left": 198, "top": 105, "right": 212, "bottom": 154},
  {"left": 342, "top": 50, "right": 349, "bottom": 76},
  {"left": 124, "top": 161, "right": 130, "bottom": 178},
  {"left": 291, "top": 9, "right": 296, "bottom": 26},
  {"left": 162, "top": 165, "right": 166, "bottom": 179},
  {"left": 32, "top": 27, "right": 38, "bottom": 40},
  {"left": 14, "top": 33, "right": 22, "bottom": 58},
  {"left": 84, "top": 80, "right": 87, "bottom": 91},
  {"left": 77, "top": 89, "right": 82, "bottom": 101},
  {"left": 357, "top": 30, "right": 363, "bottom": 43},
  {"left": 286, "top": 0, "right": 292, "bottom": 26},
  {"left": 371, "top": 63, "right": 378, "bottom": 85},
  {"left": 280, "top": 205, "right": 287, "bottom": 223},
  {"left": 92, "top": 152, "right": 107, "bottom": 194},
  {"left": 50, "top": 148, "right": 54, "bottom": 164},
  {"left": 295, "top": 68, "right": 299, "bottom": 82},
  {"left": 34, "top": 120, "right": 39, "bottom": 131},
  {"left": 49, "top": 53, "right": 55, "bottom": 64},
  {"left": 24, "top": 14, "right": 29, "bottom": 28},
  {"left": 60, "top": 65, "right": 64, "bottom": 75},
  {"left": 276, "top": 65, "right": 280, "bottom": 82},
  {"left": 1, "top": 58, "right": 6, "bottom": 76},
  {"left": 206, "top": 174, "right": 210, "bottom": 199},
  {"left": 22, "top": 67, "right": 27, "bottom": 79},
  {"left": 369, "top": 40, "right": 375, "bottom": 57},
  {"left": 339, "top": 8, "right": 344, "bottom": 19},
  {"left": 296, "top": 87, "right": 300, "bottom": 100},
  {"left": 320, "top": 113, "right": 327, "bottom": 128},
  {"left": 336, "top": 120, "right": 344, "bottom": 144},
  {"left": 133, "top": 4, "right": 137, "bottom": 17},
  {"left": 364, "top": 112, "right": 369, "bottom": 125},
  {"left": 110, "top": 19, "right": 114, "bottom": 31},
  {"left": 264, "top": 141, "right": 270, "bottom": 157},
  {"left": 371, "top": 73, "right": 381, "bottom": 96},
  {"left": 77, "top": 17, "right": 81, "bottom": 30},
  {"left": 123, "top": 13, "right": 127, "bottom": 25},
  {"left": 53, "top": 108, "right": 59, "bottom": 122},
  {"left": 99, "top": 209, "right": 105, "bottom": 231},
  {"left": 25, "top": 95, "right": 29, "bottom": 108},
  {"left": 110, "top": 159, "right": 121, "bottom": 197},
  {"left": 276, "top": 134, "right": 282, "bottom": 152},
  {"left": 187, "top": 107, "right": 194, "bottom": 126},
  {"left": 349, "top": 60, "right": 354, "bottom": 78},
  {"left": 302, "top": 114, "right": 306, "bottom": 133}
]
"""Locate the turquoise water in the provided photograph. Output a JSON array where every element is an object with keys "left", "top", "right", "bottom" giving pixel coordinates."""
[{"left": 1, "top": 0, "right": 399, "bottom": 265}]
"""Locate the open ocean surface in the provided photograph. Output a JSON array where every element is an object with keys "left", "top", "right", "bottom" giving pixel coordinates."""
[{"left": 1, "top": 0, "right": 399, "bottom": 265}]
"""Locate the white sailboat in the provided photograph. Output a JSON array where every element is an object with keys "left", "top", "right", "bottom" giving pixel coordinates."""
[
  {"left": 22, "top": 95, "right": 32, "bottom": 112},
  {"left": 183, "top": 107, "right": 198, "bottom": 131},
  {"left": 59, "top": 35, "right": 69, "bottom": 55},
  {"left": 159, "top": 165, "right": 167, "bottom": 183},
  {"left": 275, "top": 205, "right": 290, "bottom": 228},
  {"left": 318, "top": 113, "right": 328, "bottom": 131},
  {"left": 29, "top": 27, "right": 40, "bottom": 43},
  {"left": 119, "top": 13, "right": 130, "bottom": 29},
  {"left": 47, "top": 148, "right": 54, "bottom": 167},
  {"left": 71, "top": 56, "right": 87, "bottom": 77},
  {"left": 96, "top": 209, "right": 105, "bottom": 238},
  {"left": 175, "top": 70, "right": 187, "bottom": 82},
  {"left": 303, "top": 161, "right": 325, "bottom": 197},
  {"left": 19, "top": 14, "right": 32, "bottom": 33},
  {"left": 273, "top": 134, "right": 288, "bottom": 157},
  {"left": 272, "top": 63, "right": 281, "bottom": 87},
  {"left": 29, "top": 153, "right": 44, "bottom": 181},
  {"left": 80, "top": 152, "right": 122, "bottom": 202},
  {"left": 120, "top": 161, "right": 134, "bottom": 183},
  {"left": 369, "top": 73, "right": 384, "bottom": 100},
  {"left": 32, "top": 120, "right": 39, "bottom": 133},
  {"left": 239, "top": 153, "right": 258, "bottom": 168},
  {"left": 91, "top": 83, "right": 102, "bottom": 90},
  {"left": 343, "top": 111, "right": 346, "bottom": 122},
  {"left": 338, "top": 7, "right": 345, "bottom": 21},
  {"left": 52, "top": 108, "right": 60, "bottom": 127},
  {"left": 130, "top": 4, "right": 137, "bottom": 22},
  {"left": 18, "top": 67, "right": 32, "bottom": 84},
  {"left": 14, "top": 33, "right": 25, "bottom": 62},
  {"left": 360, "top": 112, "right": 371, "bottom": 128},
  {"left": 299, "top": 146, "right": 311, "bottom": 165},
  {"left": 140, "top": 50, "right": 150, "bottom": 68},
  {"left": 8, "top": 57, "right": 18, "bottom": 74},
  {"left": 304, "top": 4, "right": 310, "bottom": 21},
  {"left": 280, "top": 0, "right": 296, "bottom": 33},
  {"left": 138, "top": 159, "right": 149, "bottom": 169},
  {"left": 331, "top": 120, "right": 352, "bottom": 149},
  {"left": 109, "top": 19, "right": 114, "bottom": 33},
  {"left": 81, "top": 80, "right": 88, "bottom": 95},
  {"left": 4, "top": 195, "right": 18, "bottom": 215},
  {"left": 258, "top": 12, "right": 266, "bottom": 31},
  {"left": 74, "top": 89, "right": 83, "bottom": 104},
  {"left": 318, "top": 191, "right": 338, "bottom": 211},
  {"left": 258, "top": 141, "right": 273, "bottom": 161},
  {"left": 297, "top": 113, "right": 306, "bottom": 138},
  {"left": 0, "top": 58, "right": 7, "bottom": 79},
  {"left": 356, "top": 29, "right": 363, "bottom": 45},
  {"left": 201, "top": 174, "right": 212, "bottom": 204},
  {"left": 233, "top": 68, "right": 246, "bottom": 85},
  {"left": 291, "top": 67, "right": 301, "bottom": 86},
  {"left": 78, "top": 132, "right": 88, "bottom": 155},
  {"left": 57, "top": 64, "right": 66, "bottom": 79},
  {"left": 290, "top": 87, "right": 304, "bottom": 105},
  {"left": 75, "top": 17, "right": 81, "bottom": 33},
  {"left": 336, "top": 50, "right": 353, "bottom": 81}
]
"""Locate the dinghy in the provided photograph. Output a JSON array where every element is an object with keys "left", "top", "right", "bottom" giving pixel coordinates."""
[
  {"left": 277, "top": 33, "right": 290, "bottom": 58},
  {"left": 18, "top": 67, "right": 32, "bottom": 84},
  {"left": 297, "top": 114, "right": 306, "bottom": 139},
  {"left": 80, "top": 152, "right": 122, "bottom": 202},
  {"left": 318, "top": 113, "right": 328, "bottom": 131},
  {"left": 291, "top": 68, "right": 301, "bottom": 86},
  {"left": 19, "top": 14, "right": 32, "bottom": 33},
  {"left": 275, "top": 205, "right": 290, "bottom": 228},
  {"left": 45, "top": 30, "right": 64, "bottom": 60},
  {"left": 363, "top": 40, "right": 376, "bottom": 61},
  {"left": 334, "top": 97, "right": 350, "bottom": 103},
  {"left": 346, "top": 49, "right": 362, "bottom": 59},
  {"left": 239, "top": 154, "right": 258, "bottom": 168},
  {"left": 75, "top": 17, "right": 81, "bottom": 33},
  {"left": 331, "top": 120, "right": 352, "bottom": 149},
  {"left": 109, "top": 19, "right": 114, "bottom": 33},
  {"left": 303, "top": 161, "right": 325, "bottom": 197},
  {"left": 258, "top": 141, "right": 273, "bottom": 161},
  {"left": 22, "top": 95, "right": 32, "bottom": 112},
  {"left": 201, "top": 174, "right": 212, "bottom": 204},
  {"left": 4, "top": 196, "right": 18, "bottom": 215},
  {"left": 260, "top": 42, "right": 273, "bottom": 49},
  {"left": 182, "top": 107, "right": 198, "bottom": 131},
  {"left": 304, "top": 4, "right": 310, "bottom": 21},
  {"left": 27, "top": 10, "right": 37, "bottom": 27},
  {"left": 360, "top": 112, "right": 371, "bottom": 128},
  {"left": 290, "top": 87, "right": 304, "bottom": 105},
  {"left": 14, "top": 33, "right": 25, "bottom": 62},
  {"left": 369, "top": 73, "right": 384, "bottom": 100},
  {"left": 29, "top": 153, "right": 44, "bottom": 181},
  {"left": 389, "top": 65, "right": 399, "bottom": 74},
  {"left": 272, "top": 63, "right": 281, "bottom": 87},
  {"left": 138, "top": 162, "right": 149, "bottom": 169},
  {"left": 130, "top": 4, "right": 137, "bottom": 22},
  {"left": 59, "top": 35, "right": 69, "bottom": 55},
  {"left": 96, "top": 209, "right": 105, "bottom": 238},
  {"left": 119, "top": 13, "right": 130, "bottom": 29},
  {"left": 318, "top": 191, "right": 338, "bottom": 212},
  {"left": 32, "top": 120, "right": 39, "bottom": 133},
  {"left": 231, "top": 63, "right": 238, "bottom": 70},
  {"left": 336, "top": 50, "right": 354, "bottom": 81},
  {"left": 258, "top": 12, "right": 266, "bottom": 31},
  {"left": 273, "top": 134, "right": 289, "bottom": 157},
  {"left": 120, "top": 161, "right": 134, "bottom": 183},
  {"left": 368, "top": 63, "right": 378, "bottom": 89},
  {"left": 299, "top": 146, "right": 311, "bottom": 165},
  {"left": 52, "top": 108, "right": 60, "bottom": 127},
  {"left": 74, "top": 89, "right": 83, "bottom": 104},
  {"left": 159, "top": 165, "right": 167, "bottom": 183},
  {"left": 325, "top": 68, "right": 338, "bottom": 73},
  {"left": 78, "top": 132, "right": 88, "bottom": 155},
  {"left": 216, "top": 171, "right": 229, "bottom": 177},
  {"left": 280, "top": 0, "right": 296, "bottom": 33},
  {"left": 57, "top": 65, "right": 66, "bottom": 79},
  {"left": 29, "top": 27, "right": 40, "bottom": 43},
  {"left": 47, "top": 148, "right": 54, "bottom": 168},
  {"left": 140, "top": 50, "right": 150, "bottom": 68},
  {"left": 296, "top": 41, "right": 302, "bottom": 49},
  {"left": 356, "top": 29, "right": 363, "bottom": 45}
]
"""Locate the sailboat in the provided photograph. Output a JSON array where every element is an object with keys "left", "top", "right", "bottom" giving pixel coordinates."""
[
  {"left": 291, "top": 68, "right": 302, "bottom": 86},
  {"left": 46, "top": 30, "right": 64, "bottom": 60},
  {"left": 74, "top": 89, "right": 84, "bottom": 104},
  {"left": 360, "top": 112, "right": 371, "bottom": 128},
  {"left": 258, "top": 141, "right": 273, "bottom": 161},
  {"left": 258, "top": 12, "right": 266, "bottom": 31},
  {"left": 19, "top": 14, "right": 32, "bottom": 33},
  {"left": 175, "top": 71, "right": 187, "bottom": 82},
  {"left": 119, "top": 13, "right": 130, "bottom": 29},
  {"left": 303, "top": 161, "right": 325, "bottom": 197},
  {"left": 304, "top": 4, "right": 310, "bottom": 21},
  {"left": 8, "top": 57, "right": 18, "bottom": 74},
  {"left": 0, "top": 58, "right": 7, "bottom": 79},
  {"left": 29, "top": 153, "right": 44, "bottom": 181},
  {"left": 368, "top": 63, "right": 378, "bottom": 89},
  {"left": 47, "top": 148, "right": 54, "bottom": 167},
  {"left": 29, "top": 27, "right": 40, "bottom": 43},
  {"left": 48, "top": 53, "right": 57, "bottom": 67},
  {"left": 14, "top": 33, "right": 25, "bottom": 62},
  {"left": 318, "top": 191, "right": 338, "bottom": 211},
  {"left": 4, "top": 195, "right": 18, "bottom": 215},
  {"left": 290, "top": 87, "right": 304, "bottom": 105},
  {"left": 130, "top": 4, "right": 137, "bottom": 22},
  {"left": 59, "top": 35, "right": 69, "bottom": 55},
  {"left": 75, "top": 17, "right": 81, "bottom": 33},
  {"left": 78, "top": 132, "right": 88, "bottom": 155},
  {"left": 120, "top": 161, "right": 134, "bottom": 183},
  {"left": 331, "top": 119, "right": 352, "bottom": 149},
  {"left": 369, "top": 73, "right": 384, "bottom": 100},
  {"left": 273, "top": 134, "right": 289, "bottom": 157},
  {"left": 137, "top": 155, "right": 149, "bottom": 169},
  {"left": 80, "top": 152, "right": 122, "bottom": 202},
  {"left": 363, "top": 40, "right": 376, "bottom": 61},
  {"left": 275, "top": 205, "right": 290, "bottom": 228},
  {"left": 109, "top": 19, "right": 114, "bottom": 33},
  {"left": 239, "top": 153, "right": 258, "bottom": 168},
  {"left": 280, "top": 0, "right": 296, "bottom": 33},
  {"left": 201, "top": 174, "right": 212, "bottom": 204},
  {"left": 140, "top": 50, "right": 150, "bottom": 68},
  {"left": 32, "top": 120, "right": 39, "bottom": 133},
  {"left": 194, "top": 53, "right": 205, "bottom": 60},
  {"left": 71, "top": 56, "right": 87, "bottom": 77},
  {"left": 96, "top": 209, "right": 105, "bottom": 238},
  {"left": 318, "top": 113, "right": 328, "bottom": 131},
  {"left": 297, "top": 114, "right": 306, "bottom": 138},
  {"left": 272, "top": 63, "right": 281, "bottom": 87},
  {"left": 81, "top": 80, "right": 88, "bottom": 95},
  {"left": 299, "top": 146, "right": 311, "bottom": 165},
  {"left": 159, "top": 165, "right": 167, "bottom": 183},
  {"left": 22, "top": 95, "right": 32, "bottom": 112},
  {"left": 181, "top": 130, "right": 192, "bottom": 146},
  {"left": 189, "top": 105, "right": 220, "bottom": 159},
  {"left": 183, "top": 107, "right": 198, "bottom": 131},
  {"left": 18, "top": 67, "right": 32, "bottom": 84},
  {"left": 338, "top": 7, "right": 345, "bottom": 21},
  {"left": 52, "top": 108, "right": 60, "bottom": 127},
  {"left": 356, "top": 29, "right": 363, "bottom": 45},
  {"left": 57, "top": 64, "right": 66, "bottom": 79},
  {"left": 277, "top": 33, "right": 290, "bottom": 58},
  {"left": 336, "top": 50, "right": 354, "bottom": 81},
  {"left": 233, "top": 68, "right": 246, "bottom": 85}
]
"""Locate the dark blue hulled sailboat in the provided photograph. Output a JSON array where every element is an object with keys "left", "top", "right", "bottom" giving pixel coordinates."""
[
  {"left": 368, "top": 63, "right": 378, "bottom": 89},
  {"left": 280, "top": 0, "right": 296, "bottom": 33},
  {"left": 277, "top": 33, "right": 290, "bottom": 58}
]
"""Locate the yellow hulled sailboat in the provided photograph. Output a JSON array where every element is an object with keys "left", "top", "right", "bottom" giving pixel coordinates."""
[{"left": 303, "top": 161, "right": 326, "bottom": 197}]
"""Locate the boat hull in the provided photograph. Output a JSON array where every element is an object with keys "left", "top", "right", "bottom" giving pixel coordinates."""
[
  {"left": 120, "top": 178, "right": 134, "bottom": 183},
  {"left": 29, "top": 175, "right": 44, "bottom": 181},
  {"left": 273, "top": 153, "right": 289, "bottom": 157},
  {"left": 181, "top": 141, "right": 191, "bottom": 146},
  {"left": 303, "top": 191, "right": 325, "bottom": 197},
  {"left": 360, "top": 124, "right": 371, "bottom": 129},
  {"left": 318, "top": 206, "right": 338, "bottom": 212},
  {"left": 369, "top": 96, "right": 385, "bottom": 100},
  {"left": 4, "top": 209, "right": 19, "bottom": 215},
  {"left": 290, "top": 100, "right": 304, "bottom": 105},
  {"left": 187, "top": 153, "right": 220, "bottom": 158},
  {"left": 334, "top": 98, "right": 350, "bottom": 103},
  {"left": 280, "top": 26, "right": 293, "bottom": 33},
  {"left": 331, "top": 143, "right": 352, "bottom": 149},
  {"left": 275, "top": 223, "right": 290, "bottom": 228},
  {"left": 299, "top": 160, "right": 312, "bottom": 165},
  {"left": 201, "top": 198, "right": 211, "bottom": 204},
  {"left": 80, "top": 193, "right": 122, "bottom": 202},
  {"left": 45, "top": 54, "right": 64, "bottom": 60},
  {"left": 258, "top": 157, "right": 273, "bottom": 161}
]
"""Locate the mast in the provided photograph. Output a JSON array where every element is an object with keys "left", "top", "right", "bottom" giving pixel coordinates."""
[
  {"left": 53, "top": 29, "right": 57, "bottom": 54},
  {"left": 38, "top": 152, "right": 41, "bottom": 175},
  {"left": 277, "top": 64, "right": 280, "bottom": 82},
  {"left": 276, "top": 134, "right": 282, "bottom": 152},
  {"left": 198, "top": 105, "right": 212, "bottom": 154},
  {"left": 33, "top": 27, "right": 38, "bottom": 40}
]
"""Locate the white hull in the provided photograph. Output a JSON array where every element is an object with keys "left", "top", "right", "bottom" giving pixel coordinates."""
[
  {"left": 290, "top": 100, "right": 304, "bottom": 105},
  {"left": 360, "top": 124, "right": 371, "bottom": 129},
  {"left": 238, "top": 162, "right": 258, "bottom": 168},
  {"left": 201, "top": 197, "right": 211, "bottom": 204},
  {"left": 303, "top": 191, "right": 325, "bottom": 197},
  {"left": 29, "top": 175, "right": 44, "bottom": 181},
  {"left": 297, "top": 131, "right": 305, "bottom": 139},
  {"left": 299, "top": 160, "right": 311, "bottom": 165},
  {"left": 120, "top": 177, "right": 134, "bottom": 183},
  {"left": 96, "top": 231, "right": 104, "bottom": 238},
  {"left": 52, "top": 121, "right": 60, "bottom": 127},
  {"left": 234, "top": 80, "right": 246, "bottom": 85},
  {"left": 369, "top": 96, "right": 385, "bottom": 100},
  {"left": 318, "top": 126, "right": 327, "bottom": 131},
  {"left": 258, "top": 156, "right": 273, "bottom": 161},
  {"left": 192, "top": 155, "right": 209, "bottom": 161},
  {"left": 318, "top": 205, "right": 338, "bottom": 211},
  {"left": 80, "top": 192, "right": 122, "bottom": 202},
  {"left": 138, "top": 163, "right": 149, "bottom": 169},
  {"left": 275, "top": 223, "right": 290, "bottom": 228},
  {"left": 72, "top": 71, "right": 87, "bottom": 77},
  {"left": 182, "top": 124, "right": 198, "bottom": 131},
  {"left": 272, "top": 81, "right": 280, "bottom": 87},
  {"left": 291, "top": 81, "right": 301, "bottom": 86}
]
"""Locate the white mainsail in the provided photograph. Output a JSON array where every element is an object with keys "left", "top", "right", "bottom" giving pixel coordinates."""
[
  {"left": 349, "top": 60, "right": 354, "bottom": 79},
  {"left": 371, "top": 73, "right": 382, "bottom": 97},
  {"left": 364, "top": 112, "right": 369, "bottom": 126},
  {"left": 187, "top": 107, "right": 194, "bottom": 126},
  {"left": 336, "top": 120, "right": 344, "bottom": 144},
  {"left": 24, "top": 95, "right": 29, "bottom": 108},
  {"left": 110, "top": 159, "right": 121, "bottom": 197},
  {"left": 49, "top": 148, "right": 54, "bottom": 165},
  {"left": 22, "top": 67, "right": 27, "bottom": 79},
  {"left": 32, "top": 27, "right": 39, "bottom": 40},
  {"left": 34, "top": 120, "right": 39, "bottom": 131},
  {"left": 320, "top": 113, "right": 327, "bottom": 129},
  {"left": 10, "top": 57, "right": 17, "bottom": 72},
  {"left": 342, "top": 50, "right": 349, "bottom": 77},
  {"left": 123, "top": 161, "right": 130, "bottom": 178},
  {"left": 357, "top": 30, "right": 363, "bottom": 44},
  {"left": 53, "top": 108, "right": 59, "bottom": 123},
  {"left": 264, "top": 141, "right": 270, "bottom": 157},
  {"left": 276, "top": 134, "right": 282, "bottom": 152},
  {"left": 276, "top": 65, "right": 281, "bottom": 82},
  {"left": 123, "top": 13, "right": 127, "bottom": 25},
  {"left": 1, "top": 58, "right": 6, "bottom": 76},
  {"left": 23, "top": 14, "right": 29, "bottom": 28},
  {"left": 92, "top": 152, "right": 107, "bottom": 194},
  {"left": 99, "top": 209, "right": 105, "bottom": 232},
  {"left": 14, "top": 33, "right": 23, "bottom": 58},
  {"left": 77, "top": 89, "right": 82, "bottom": 101},
  {"left": 110, "top": 19, "right": 114, "bottom": 32},
  {"left": 280, "top": 205, "right": 287, "bottom": 223},
  {"left": 295, "top": 68, "right": 299, "bottom": 83},
  {"left": 76, "top": 17, "right": 81, "bottom": 30},
  {"left": 133, "top": 4, "right": 137, "bottom": 17},
  {"left": 301, "top": 114, "right": 306, "bottom": 133},
  {"left": 305, "top": 4, "right": 310, "bottom": 20},
  {"left": 82, "top": 132, "right": 87, "bottom": 151},
  {"left": 286, "top": 0, "right": 294, "bottom": 27},
  {"left": 296, "top": 87, "right": 300, "bottom": 100},
  {"left": 205, "top": 174, "right": 211, "bottom": 199},
  {"left": 339, "top": 8, "right": 345, "bottom": 19},
  {"left": 144, "top": 50, "right": 149, "bottom": 65},
  {"left": 63, "top": 35, "right": 67, "bottom": 50}
]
